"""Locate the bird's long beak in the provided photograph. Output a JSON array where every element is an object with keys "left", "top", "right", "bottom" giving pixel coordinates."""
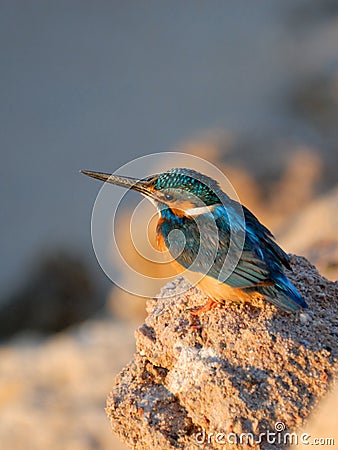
[{"left": 80, "top": 170, "right": 154, "bottom": 197}]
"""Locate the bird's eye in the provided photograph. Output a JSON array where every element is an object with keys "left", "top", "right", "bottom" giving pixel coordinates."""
[{"left": 164, "top": 193, "right": 174, "bottom": 201}]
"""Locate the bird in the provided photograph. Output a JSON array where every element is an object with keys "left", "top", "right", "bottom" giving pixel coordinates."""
[{"left": 81, "top": 167, "right": 308, "bottom": 314}]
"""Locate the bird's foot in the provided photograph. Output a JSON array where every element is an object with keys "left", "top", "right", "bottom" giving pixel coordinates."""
[{"left": 189, "top": 298, "right": 220, "bottom": 316}]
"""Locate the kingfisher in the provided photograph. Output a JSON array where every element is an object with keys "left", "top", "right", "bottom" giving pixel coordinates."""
[{"left": 81, "top": 167, "right": 308, "bottom": 314}]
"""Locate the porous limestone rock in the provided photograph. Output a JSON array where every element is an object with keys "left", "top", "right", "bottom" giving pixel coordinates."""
[{"left": 106, "top": 256, "right": 338, "bottom": 449}]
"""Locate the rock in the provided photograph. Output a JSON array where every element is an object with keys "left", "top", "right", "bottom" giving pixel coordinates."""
[
  {"left": 106, "top": 256, "right": 338, "bottom": 449},
  {"left": 291, "top": 382, "right": 338, "bottom": 450}
]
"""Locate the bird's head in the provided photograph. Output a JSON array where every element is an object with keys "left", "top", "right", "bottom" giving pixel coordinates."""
[{"left": 81, "top": 167, "right": 223, "bottom": 217}]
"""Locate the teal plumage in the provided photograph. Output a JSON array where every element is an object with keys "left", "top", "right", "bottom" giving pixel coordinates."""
[
  {"left": 153, "top": 168, "right": 307, "bottom": 312},
  {"left": 157, "top": 202, "right": 306, "bottom": 312},
  {"left": 81, "top": 167, "right": 308, "bottom": 313}
]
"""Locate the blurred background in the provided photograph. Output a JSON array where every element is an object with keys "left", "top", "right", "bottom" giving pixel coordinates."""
[{"left": 1, "top": 1, "right": 338, "bottom": 449}]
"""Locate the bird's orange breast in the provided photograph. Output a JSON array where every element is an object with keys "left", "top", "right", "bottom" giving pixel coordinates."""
[
  {"left": 156, "top": 217, "right": 168, "bottom": 252},
  {"left": 196, "top": 273, "right": 253, "bottom": 303},
  {"left": 156, "top": 232, "right": 167, "bottom": 252},
  {"left": 159, "top": 253, "right": 254, "bottom": 304},
  {"left": 155, "top": 218, "right": 261, "bottom": 306}
]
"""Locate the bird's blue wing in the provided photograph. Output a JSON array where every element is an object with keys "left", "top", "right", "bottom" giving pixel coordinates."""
[
  {"left": 160, "top": 203, "right": 307, "bottom": 311},
  {"left": 164, "top": 203, "right": 288, "bottom": 289}
]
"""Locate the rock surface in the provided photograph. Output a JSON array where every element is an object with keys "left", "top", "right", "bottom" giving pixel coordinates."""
[{"left": 106, "top": 256, "right": 338, "bottom": 449}]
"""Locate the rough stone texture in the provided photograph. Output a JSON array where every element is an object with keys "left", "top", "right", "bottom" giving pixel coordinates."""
[
  {"left": 106, "top": 255, "right": 338, "bottom": 449},
  {"left": 291, "top": 382, "right": 338, "bottom": 450}
]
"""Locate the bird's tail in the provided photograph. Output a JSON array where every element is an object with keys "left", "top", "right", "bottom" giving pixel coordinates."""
[{"left": 257, "top": 276, "right": 308, "bottom": 313}]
